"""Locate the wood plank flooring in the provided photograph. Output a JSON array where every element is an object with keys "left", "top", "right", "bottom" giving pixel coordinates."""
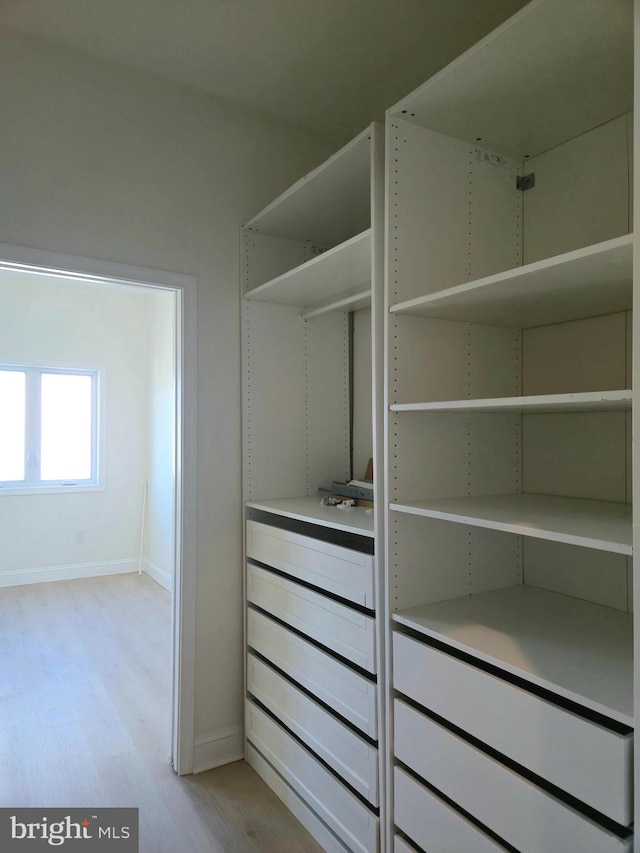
[{"left": 0, "top": 573, "right": 322, "bottom": 852}]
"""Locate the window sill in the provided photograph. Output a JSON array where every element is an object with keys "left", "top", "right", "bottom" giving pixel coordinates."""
[{"left": 0, "top": 484, "right": 105, "bottom": 497}]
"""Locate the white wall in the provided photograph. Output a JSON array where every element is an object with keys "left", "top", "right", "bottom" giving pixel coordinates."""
[
  {"left": 0, "top": 273, "right": 153, "bottom": 582},
  {"left": 145, "top": 289, "right": 176, "bottom": 591},
  {"left": 0, "top": 29, "right": 334, "bottom": 764}
]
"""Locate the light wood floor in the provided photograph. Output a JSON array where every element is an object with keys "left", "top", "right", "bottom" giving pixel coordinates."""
[{"left": 0, "top": 573, "right": 322, "bottom": 852}]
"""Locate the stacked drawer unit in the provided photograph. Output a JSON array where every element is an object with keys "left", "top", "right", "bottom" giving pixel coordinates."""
[
  {"left": 245, "top": 514, "right": 381, "bottom": 852},
  {"left": 391, "top": 629, "right": 633, "bottom": 853}
]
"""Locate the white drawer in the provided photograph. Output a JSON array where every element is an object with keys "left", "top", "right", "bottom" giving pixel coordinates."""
[
  {"left": 393, "top": 836, "right": 417, "bottom": 853},
  {"left": 247, "top": 563, "right": 377, "bottom": 673},
  {"left": 393, "top": 632, "right": 633, "bottom": 825},
  {"left": 394, "top": 699, "right": 632, "bottom": 853},
  {"left": 247, "top": 609, "right": 378, "bottom": 738},
  {"left": 394, "top": 766, "right": 507, "bottom": 852},
  {"left": 246, "top": 520, "right": 375, "bottom": 608},
  {"left": 246, "top": 700, "right": 379, "bottom": 853},
  {"left": 247, "top": 653, "right": 379, "bottom": 804}
]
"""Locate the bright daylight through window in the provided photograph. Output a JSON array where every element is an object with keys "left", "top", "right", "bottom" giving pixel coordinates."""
[{"left": 0, "top": 366, "right": 99, "bottom": 490}]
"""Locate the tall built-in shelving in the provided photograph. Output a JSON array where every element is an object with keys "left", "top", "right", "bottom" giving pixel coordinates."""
[
  {"left": 385, "top": 1, "right": 635, "bottom": 851},
  {"left": 241, "top": 124, "right": 385, "bottom": 852}
]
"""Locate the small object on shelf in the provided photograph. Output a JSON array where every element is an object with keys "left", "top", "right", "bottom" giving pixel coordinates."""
[{"left": 330, "top": 480, "right": 374, "bottom": 501}]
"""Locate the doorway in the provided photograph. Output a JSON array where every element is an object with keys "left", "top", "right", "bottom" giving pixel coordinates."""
[{"left": 0, "top": 241, "right": 196, "bottom": 776}]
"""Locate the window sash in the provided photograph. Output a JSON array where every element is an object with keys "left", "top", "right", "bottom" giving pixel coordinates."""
[{"left": 0, "top": 365, "right": 99, "bottom": 489}]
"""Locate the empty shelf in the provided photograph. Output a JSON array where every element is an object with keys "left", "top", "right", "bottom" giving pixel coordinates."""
[
  {"left": 390, "top": 493, "right": 632, "bottom": 555},
  {"left": 391, "top": 390, "right": 633, "bottom": 415},
  {"left": 245, "top": 230, "right": 371, "bottom": 308},
  {"left": 390, "top": 235, "right": 632, "bottom": 328}
]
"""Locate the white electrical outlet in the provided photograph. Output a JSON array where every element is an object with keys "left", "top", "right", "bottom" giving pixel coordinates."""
[{"left": 75, "top": 530, "right": 86, "bottom": 544}]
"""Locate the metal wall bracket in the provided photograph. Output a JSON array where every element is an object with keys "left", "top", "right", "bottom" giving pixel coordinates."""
[{"left": 517, "top": 173, "right": 535, "bottom": 191}]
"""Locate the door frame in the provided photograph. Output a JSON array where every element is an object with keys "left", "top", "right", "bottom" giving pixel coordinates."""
[{"left": 0, "top": 242, "right": 197, "bottom": 775}]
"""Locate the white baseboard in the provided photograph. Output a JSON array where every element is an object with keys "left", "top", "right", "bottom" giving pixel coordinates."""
[
  {"left": 143, "top": 558, "right": 172, "bottom": 592},
  {"left": 0, "top": 559, "right": 139, "bottom": 588},
  {"left": 192, "top": 726, "right": 244, "bottom": 774}
]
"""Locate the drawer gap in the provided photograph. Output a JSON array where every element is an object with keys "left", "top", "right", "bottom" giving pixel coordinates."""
[
  {"left": 248, "top": 559, "right": 376, "bottom": 616},
  {"left": 396, "top": 695, "right": 634, "bottom": 838},
  {"left": 247, "top": 647, "right": 379, "bottom": 748},
  {"left": 246, "top": 508, "right": 375, "bottom": 554},
  {"left": 248, "top": 603, "right": 379, "bottom": 681},
  {"left": 250, "top": 696, "right": 381, "bottom": 816},
  {"left": 396, "top": 626, "right": 633, "bottom": 735},
  {"left": 396, "top": 762, "right": 518, "bottom": 853}
]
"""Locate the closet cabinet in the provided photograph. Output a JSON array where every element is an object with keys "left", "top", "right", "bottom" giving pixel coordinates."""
[
  {"left": 384, "top": 1, "right": 636, "bottom": 851},
  {"left": 241, "top": 124, "right": 385, "bottom": 851}
]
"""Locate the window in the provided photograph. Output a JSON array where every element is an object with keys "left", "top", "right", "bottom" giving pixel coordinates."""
[{"left": 0, "top": 365, "right": 100, "bottom": 491}]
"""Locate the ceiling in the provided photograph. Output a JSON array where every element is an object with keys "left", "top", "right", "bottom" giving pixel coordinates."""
[{"left": 0, "top": 0, "right": 529, "bottom": 143}]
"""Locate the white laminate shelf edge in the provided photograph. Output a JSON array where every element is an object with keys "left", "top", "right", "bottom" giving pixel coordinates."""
[
  {"left": 244, "top": 230, "right": 372, "bottom": 308},
  {"left": 246, "top": 497, "right": 375, "bottom": 537},
  {"left": 389, "top": 235, "right": 632, "bottom": 328},
  {"left": 393, "top": 585, "right": 633, "bottom": 726},
  {"left": 390, "top": 493, "right": 632, "bottom": 555},
  {"left": 391, "top": 390, "right": 632, "bottom": 414}
]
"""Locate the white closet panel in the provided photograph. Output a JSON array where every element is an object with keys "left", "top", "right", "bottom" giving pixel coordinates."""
[
  {"left": 246, "top": 702, "right": 379, "bottom": 853},
  {"left": 247, "top": 609, "right": 377, "bottom": 737},
  {"left": 394, "top": 767, "right": 508, "bottom": 853},
  {"left": 246, "top": 520, "right": 375, "bottom": 607},
  {"left": 394, "top": 700, "right": 631, "bottom": 853},
  {"left": 247, "top": 654, "right": 379, "bottom": 803},
  {"left": 393, "top": 632, "right": 633, "bottom": 824},
  {"left": 523, "top": 116, "right": 631, "bottom": 263},
  {"left": 247, "top": 564, "right": 376, "bottom": 673}
]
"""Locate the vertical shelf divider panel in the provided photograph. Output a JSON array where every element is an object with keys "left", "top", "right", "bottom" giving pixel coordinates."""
[
  {"left": 384, "top": 1, "right": 635, "bottom": 851},
  {"left": 241, "top": 123, "right": 385, "bottom": 852}
]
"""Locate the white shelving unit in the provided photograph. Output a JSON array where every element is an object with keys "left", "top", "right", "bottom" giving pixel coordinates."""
[
  {"left": 385, "top": 1, "right": 636, "bottom": 851},
  {"left": 241, "top": 123, "right": 385, "bottom": 852}
]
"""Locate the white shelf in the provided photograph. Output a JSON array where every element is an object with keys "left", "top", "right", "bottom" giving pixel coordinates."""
[
  {"left": 390, "top": 0, "right": 633, "bottom": 160},
  {"left": 393, "top": 585, "right": 633, "bottom": 727},
  {"left": 243, "top": 127, "right": 373, "bottom": 246},
  {"left": 390, "top": 493, "right": 632, "bottom": 555},
  {"left": 390, "top": 235, "right": 632, "bottom": 328},
  {"left": 244, "top": 230, "right": 371, "bottom": 308},
  {"left": 246, "top": 496, "right": 375, "bottom": 538},
  {"left": 391, "top": 390, "right": 633, "bottom": 415},
  {"left": 300, "top": 289, "right": 371, "bottom": 320}
]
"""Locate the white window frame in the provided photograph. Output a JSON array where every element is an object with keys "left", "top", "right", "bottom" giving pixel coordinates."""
[{"left": 0, "top": 361, "right": 103, "bottom": 495}]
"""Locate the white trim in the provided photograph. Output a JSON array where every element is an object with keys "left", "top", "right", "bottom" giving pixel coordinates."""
[
  {"left": 192, "top": 727, "right": 244, "bottom": 774},
  {"left": 0, "top": 558, "right": 138, "bottom": 588},
  {"left": 143, "top": 558, "right": 172, "bottom": 592},
  {"left": 0, "top": 242, "right": 197, "bottom": 777}
]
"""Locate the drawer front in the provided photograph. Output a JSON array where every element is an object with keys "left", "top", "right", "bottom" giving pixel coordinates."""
[
  {"left": 394, "top": 836, "right": 417, "bottom": 853},
  {"left": 394, "top": 766, "right": 507, "bottom": 853},
  {"left": 394, "top": 700, "right": 631, "bottom": 853},
  {"left": 247, "top": 563, "right": 376, "bottom": 673},
  {"left": 247, "top": 609, "right": 377, "bottom": 737},
  {"left": 246, "top": 700, "right": 379, "bottom": 853},
  {"left": 393, "top": 632, "right": 633, "bottom": 825},
  {"left": 247, "top": 653, "right": 379, "bottom": 804},
  {"left": 246, "top": 520, "right": 375, "bottom": 608}
]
